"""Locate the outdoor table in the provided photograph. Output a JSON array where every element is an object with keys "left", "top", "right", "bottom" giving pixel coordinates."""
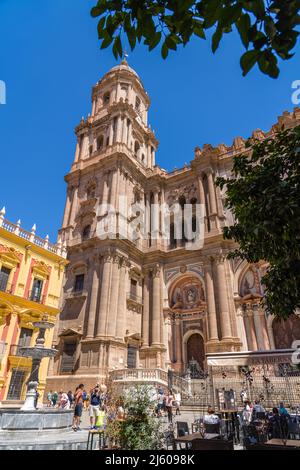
[
  {"left": 217, "top": 410, "right": 239, "bottom": 441},
  {"left": 87, "top": 429, "right": 106, "bottom": 450},
  {"left": 265, "top": 439, "right": 300, "bottom": 448},
  {"left": 175, "top": 433, "right": 219, "bottom": 443}
]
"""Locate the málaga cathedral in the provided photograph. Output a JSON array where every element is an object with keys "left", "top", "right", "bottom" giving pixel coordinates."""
[{"left": 47, "top": 60, "right": 300, "bottom": 407}]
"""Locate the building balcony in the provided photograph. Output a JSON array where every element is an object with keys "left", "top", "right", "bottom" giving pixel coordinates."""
[
  {"left": 27, "top": 290, "right": 46, "bottom": 304},
  {"left": 0, "top": 282, "right": 14, "bottom": 295},
  {"left": 126, "top": 292, "right": 143, "bottom": 313},
  {"left": 65, "top": 289, "right": 88, "bottom": 300},
  {"left": 9, "top": 344, "right": 28, "bottom": 357}
]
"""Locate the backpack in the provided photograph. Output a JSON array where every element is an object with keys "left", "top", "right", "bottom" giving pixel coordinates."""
[{"left": 82, "top": 391, "right": 87, "bottom": 400}]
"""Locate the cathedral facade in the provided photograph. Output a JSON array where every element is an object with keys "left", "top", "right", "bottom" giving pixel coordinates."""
[{"left": 47, "top": 61, "right": 300, "bottom": 391}]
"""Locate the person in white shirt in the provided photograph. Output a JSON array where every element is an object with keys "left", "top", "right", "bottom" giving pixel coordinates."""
[
  {"left": 174, "top": 392, "right": 181, "bottom": 416},
  {"left": 203, "top": 407, "right": 220, "bottom": 425}
]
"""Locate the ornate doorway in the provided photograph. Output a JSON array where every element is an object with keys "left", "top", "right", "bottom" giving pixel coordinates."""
[{"left": 186, "top": 333, "right": 205, "bottom": 372}]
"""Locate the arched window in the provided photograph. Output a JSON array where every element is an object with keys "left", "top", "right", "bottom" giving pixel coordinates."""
[
  {"left": 103, "top": 92, "right": 110, "bottom": 105},
  {"left": 82, "top": 225, "right": 91, "bottom": 241},
  {"left": 97, "top": 135, "right": 104, "bottom": 151}
]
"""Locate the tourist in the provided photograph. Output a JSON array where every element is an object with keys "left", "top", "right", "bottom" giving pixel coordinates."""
[
  {"left": 82, "top": 389, "right": 89, "bottom": 410},
  {"left": 157, "top": 389, "right": 164, "bottom": 417},
  {"left": 60, "top": 391, "right": 70, "bottom": 410},
  {"left": 52, "top": 390, "right": 58, "bottom": 407},
  {"left": 58, "top": 389, "right": 63, "bottom": 406},
  {"left": 89, "top": 386, "right": 101, "bottom": 429},
  {"left": 252, "top": 399, "right": 266, "bottom": 420},
  {"left": 268, "top": 407, "right": 283, "bottom": 439},
  {"left": 165, "top": 390, "right": 174, "bottom": 424},
  {"left": 242, "top": 401, "right": 252, "bottom": 424},
  {"left": 279, "top": 402, "right": 289, "bottom": 417},
  {"left": 203, "top": 407, "right": 221, "bottom": 425},
  {"left": 72, "top": 384, "right": 84, "bottom": 431},
  {"left": 174, "top": 392, "right": 181, "bottom": 416},
  {"left": 67, "top": 390, "right": 74, "bottom": 408},
  {"left": 47, "top": 390, "right": 52, "bottom": 407},
  {"left": 34, "top": 390, "right": 40, "bottom": 410}
]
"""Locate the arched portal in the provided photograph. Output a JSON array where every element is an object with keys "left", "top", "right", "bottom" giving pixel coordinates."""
[{"left": 186, "top": 333, "right": 205, "bottom": 372}]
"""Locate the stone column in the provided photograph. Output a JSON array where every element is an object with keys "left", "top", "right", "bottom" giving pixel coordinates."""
[
  {"left": 235, "top": 303, "right": 248, "bottom": 350},
  {"left": 127, "top": 121, "right": 132, "bottom": 149},
  {"left": 115, "top": 258, "right": 127, "bottom": 340},
  {"left": 122, "top": 118, "right": 128, "bottom": 145},
  {"left": 145, "top": 192, "right": 151, "bottom": 247},
  {"left": 204, "top": 258, "right": 219, "bottom": 341},
  {"left": 151, "top": 265, "right": 161, "bottom": 346},
  {"left": 109, "top": 121, "right": 114, "bottom": 146},
  {"left": 74, "top": 138, "right": 81, "bottom": 163},
  {"left": 215, "top": 255, "right": 233, "bottom": 340},
  {"left": 86, "top": 260, "right": 100, "bottom": 338},
  {"left": 69, "top": 186, "right": 79, "bottom": 227},
  {"left": 96, "top": 253, "right": 112, "bottom": 337},
  {"left": 244, "top": 304, "right": 258, "bottom": 351},
  {"left": 207, "top": 170, "right": 217, "bottom": 215},
  {"left": 152, "top": 191, "right": 160, "bottom": 246},
  {"left": 101, "top": 172, "right": 109, "bottom": 207},
  {"left": 106, "top": 255, "right": 121, "bottom": 337},
  {"left": 62, "top": 188, "right": 72, "bottom": 227},
  {"left": 116, "top": 116, "right": 122, "bottom": 142},
  {"left": 198, "top": 175, "right": 209, "bottom": 232},
  {"left": 267, "top": 317, "right": 276, "bottom": 350},
  {"left": 175, "top": 319, "right": 183, "bottom": 368},
  {"left": 253, "top": 303, "right": 266, "bottom": 350},
  {"left": 142, "top": 270, "right": 150, "bottom": 347}
]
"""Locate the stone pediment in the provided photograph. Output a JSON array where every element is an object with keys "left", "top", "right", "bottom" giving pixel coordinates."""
[
  {"left": 0, "top": 245, "right": 22, "bottom": 267},
  {"left": 58, "top": 328, "right": 82, "bottom": 337}
]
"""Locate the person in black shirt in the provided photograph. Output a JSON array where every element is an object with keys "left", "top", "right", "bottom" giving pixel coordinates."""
[{"left": 89, "top": 386, "right": 101, "bottom": 429}]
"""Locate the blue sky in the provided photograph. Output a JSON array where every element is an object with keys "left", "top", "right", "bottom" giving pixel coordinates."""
[{"left": 0, "top": 0, "right": 298, "bottom": 242}]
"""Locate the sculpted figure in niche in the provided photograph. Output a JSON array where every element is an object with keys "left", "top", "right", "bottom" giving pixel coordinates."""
[
  {"left": 173, "top": 291, "right": 183, "bottom": 309},
  {"left": 187, "top": 288, "right": 196, "bottom": 303}
]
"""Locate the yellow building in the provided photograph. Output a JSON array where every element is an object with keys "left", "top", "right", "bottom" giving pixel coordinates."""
[{"left": 0, "top": 207, "right": 67, "bottom": 405}]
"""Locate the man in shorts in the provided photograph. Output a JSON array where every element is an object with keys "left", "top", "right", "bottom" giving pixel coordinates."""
[
  {"left": 73, "top": 384, "right": 84, "bottom": 431},
  {"left": 89, "top": 385, "right": 101, "bottom": 429}
]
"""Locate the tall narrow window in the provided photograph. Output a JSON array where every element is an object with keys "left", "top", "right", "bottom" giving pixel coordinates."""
[
  {"left": 74, "top": 274, "right": 84, "bottom": 293},
  {"left": 30, "top": 278, "right": 43, "bottom": 302},
  {"left": 103, "top": 92, "right": 110, "bottom": 105},
  {"left": 127, "top": 345, "right": 137, "bottom": 369},
  {"left": 0, "top": 266, "right": 11, "bottom": 292},
  {"left": 82, "top": 225, "right": 91, "bottom": 240},
  {"left": 97, "top": 135, "right": 104, "bottom": 151}
]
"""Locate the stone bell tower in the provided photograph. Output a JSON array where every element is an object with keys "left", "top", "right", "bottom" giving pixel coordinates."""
[{"left": 49, "top": 60, "right": 162, "bottom": 391}]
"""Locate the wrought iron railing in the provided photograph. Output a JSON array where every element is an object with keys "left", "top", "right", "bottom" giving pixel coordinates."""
[{"left": 28, "top": 290, "right": 46, "bottom": 304}]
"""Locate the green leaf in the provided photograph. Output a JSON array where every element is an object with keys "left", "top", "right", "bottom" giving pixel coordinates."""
[
  {"left": 100, "top": 33, "right": 114, "bottom": 49},
  {"left": 165, "top": 35, "right": 177, "bottom": 50},
  {"left": 97, "top": 17, "right": 106, "bottom": 39},
  {"left": 212, "top": 26, "right": 223, "bottom": 53},
  {"left": 149, "top": 31, "right": 162, "bottom": 51},
  {"left": 112, "top": 36, "right": 123, "bottom": 59},
  {"left": 127, "top": 27, "right": 137, "bottom": 51},
  {"left": 161, "top": 42, "right": 169, "bottom": 59},
  {"left": 236, "top": 13, "right": 251, "bottom": 48},
  {"left": 240, "top": 49, "right": 261, "bottom": 75}
]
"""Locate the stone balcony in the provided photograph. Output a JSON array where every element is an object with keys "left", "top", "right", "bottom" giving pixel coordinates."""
[{"left": 0, "top": 208, "right": 67, "bottom": 258}]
